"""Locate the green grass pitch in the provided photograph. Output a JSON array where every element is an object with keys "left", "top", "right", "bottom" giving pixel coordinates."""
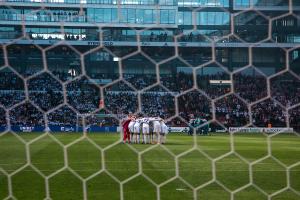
[{"left": 0, "top": 132, "right": 300, "bottom": 200}]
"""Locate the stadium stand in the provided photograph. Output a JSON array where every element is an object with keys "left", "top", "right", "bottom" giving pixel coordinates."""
[{"left": 0, "top": 69, "right": 299, "bottom": 130}]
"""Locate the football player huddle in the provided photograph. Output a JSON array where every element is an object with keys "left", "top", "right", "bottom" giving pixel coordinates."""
[{"left": 122, "top": 114, "right": 168, "bottom": 144}]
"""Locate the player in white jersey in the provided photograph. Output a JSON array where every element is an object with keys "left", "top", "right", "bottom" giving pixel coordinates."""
[
  {"left": 141, "top": 117, "right": 150, "bottom": 144},
  {"left": 128, "top": 116, "right": 136, "bottom": 143},
  {"left": 160, "top": 120, "right": 168, "bottom": 144},
  {"left": 149, "top": 117, "right": 163, "bottom": 144},
  {"left": 133, "top": 117, "right": 143, "bottom": 144}
]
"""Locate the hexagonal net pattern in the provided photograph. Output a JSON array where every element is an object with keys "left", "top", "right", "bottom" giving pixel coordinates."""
[{"left": 0, "top": 0, "right": 300, "bottom": 200}]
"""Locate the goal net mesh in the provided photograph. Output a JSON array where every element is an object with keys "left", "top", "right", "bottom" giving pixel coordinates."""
[{"left": 0, "top": 0, "right": 299, "bottom": 199}]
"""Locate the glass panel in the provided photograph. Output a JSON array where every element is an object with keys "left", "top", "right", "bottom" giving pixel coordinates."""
[
  {"left": 160, "top": 10, "right": 169, "bottom": 24},
  {"left": 95, "top": 9, "right": 104, "bottom": 22},
  {"left": 111, "top": 9, "right": 118, "bottom": 22},
  {"left": 183, "top": 12, "right": 192, "bottom": 25},
  {"left": 87, "top": 8, "right": 94, "bottom": 22},
  {"left": 128, "top": 9, "right": 135, "bottom": 23},
  {"left": 103, "top": 9, "right": 111, "bottom": 22},
  {"left": 120, "top": 9, "right": 128, "bottom": 23},
  {"left": 144, "top": 9, "right": 153, "bottom": 24},
  {"left": 178, "top": 11, "right": 183, "bottom": 25},
  {"left": 168, "top": 10, "right": 175, "bottom": 24},
  {"left": 136, "top": 9, "right": 144, "bottom": 23}
]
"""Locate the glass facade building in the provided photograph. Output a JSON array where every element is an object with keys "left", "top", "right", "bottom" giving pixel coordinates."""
[
  {"left": 0, "top": 0, "right": 299, "bottom": 40},
  {"left": 0, "top": 0, "right": 299, "bottom": 75}
]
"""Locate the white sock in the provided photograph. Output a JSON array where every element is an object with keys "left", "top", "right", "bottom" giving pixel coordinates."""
[
  {"left": 155, "top": 133, "right": 159, "bottom": 144},
  {"left": 158, "top": 134, "right": 162, "bottom": 144},
  {"left": 137, "top": 135, "right": 140, "bottom": 144}
]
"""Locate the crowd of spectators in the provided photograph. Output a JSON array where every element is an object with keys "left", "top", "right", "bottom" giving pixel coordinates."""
[
  {"left": 8, "top": 29, "right": 223, "bottom": 43},
  {"left": 141, "top": 31, "right": 211, "bottom": 43},
  {"left": 141, "top": 92, "right": 175, "bottom": 119},
  {"left": 66, "top": 78, "right": 100, "bottom": 114},
  {"left": 84, "top": 115, "right": 119, "bottom": 127},
  {"left": 0, "top": 91, "right": 25, "bottom": 108},
  {"left": 271, "top": 75, "right": 300, "bottom": 107},
  {"left": 233, "top": 73, "right": 267, "bottom": 103},
  {"left": 9, "top": 103, "right": 45, "bottom": 126},
  {"left": 0, "top": 71, "right": 24, "bottom": 89},
  {"left": 0, "top": 108, "right": 6, "bottom": 126},
  {"left": 215, "top": 95, "right": 249, "bottom": 127},
  {"left": 123, "top": 74, "right": 157, "bottom": 90},
  {"left": 252, "top": 99, "right": 287, "bottom": 127},
  {"left": 289, "top": 107, "right": 300, "bottom": 131},
  {"left": 47, "top": 106, "right": 77, "bottom": 126},
  {"left": 178, "top": 91, "right": 212, "bottom": 122},
  {"left": 0, "top": 70, "right": 299, "bottom": 131},
  {"left": 28, "top": 73, "right": 64, "bottom": 111},
  {"left": 149, "top": 32, "right": 169, "bottom": 42},
  {"left": 161, "top": 72, "right": 193, "bottom": 92},
  {"left": 105, "top": 92, "right": 138, "bottom": 114},
  {"left": 0, "top": 71, "right": 25, "bottom": 107},
  {"left": 197, "top": 72, "right": 231, "bottom": 99}
]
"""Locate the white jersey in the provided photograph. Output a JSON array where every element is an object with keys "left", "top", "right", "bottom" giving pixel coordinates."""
[
  {"left": 128, "top": 121, "right": 135, "bottom": 133},
  {"left": 160, "top": 121, "right": 168, "bottom": 134},
  {"left": 135, "top": 118, "right": 144, "bottom": 124},
  {"left": 152, "top": 118, "right": 162, "bottom": 133},
  {"left": 134, "top": 117, "right": 150, "bottom": 134},
  {"left": 148, "top": 117, "right": 162, "bottom": 122},
  {"left": 142, "top": 123, "right": 150, "bottom": 134},
  {"left": 133, "top": 118, "right": 142, "bottom": 133},
  {"left": 140, "top": 117, "right": 150, "bottom": 124}
]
